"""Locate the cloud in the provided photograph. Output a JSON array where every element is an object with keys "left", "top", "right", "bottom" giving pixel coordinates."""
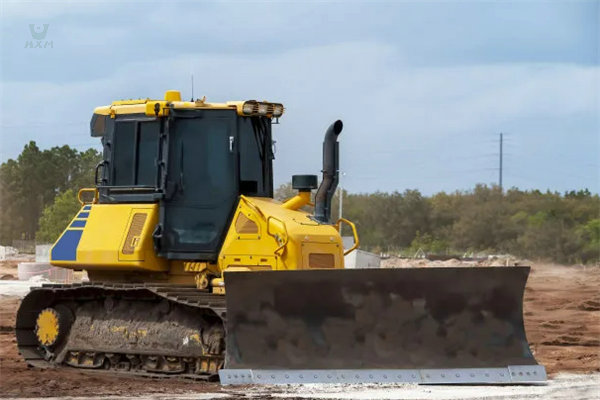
[
  {"left": 1, "top": 40, "right": 598, "bottom": 194},
  {"left": 1, "top": 1, "right": 597, "bottom": 84}
]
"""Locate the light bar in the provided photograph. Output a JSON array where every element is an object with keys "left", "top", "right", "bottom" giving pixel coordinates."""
[{"left": 240, "top": 100, "right": 284, "bottom": 118}]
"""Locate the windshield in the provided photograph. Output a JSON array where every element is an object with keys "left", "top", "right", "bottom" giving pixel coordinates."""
[{"left": 238, "top": 116, "right": 274, "bottom": 197}]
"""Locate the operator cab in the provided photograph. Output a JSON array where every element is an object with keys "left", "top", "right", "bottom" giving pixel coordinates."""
[{"left": 89, "top": 91, "right": 283, "bottom": 261}]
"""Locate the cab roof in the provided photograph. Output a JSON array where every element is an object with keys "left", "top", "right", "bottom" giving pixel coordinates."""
[{"left": 93, "top": 90, "right": 284, "bottom": 118}]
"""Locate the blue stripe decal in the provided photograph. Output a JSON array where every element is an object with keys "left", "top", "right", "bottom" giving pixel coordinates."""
[
  {"left": 83, "top": 205, "right": 92, "bottom": 211},
  {"left": 77, "top": 212, "right": 89, "bottom": 219},
  {"left": 51, "top": 230, "right": 83, "bottom": 261},
  {"left": 70, "top": 220, "right": 86, "bottom": 228}
]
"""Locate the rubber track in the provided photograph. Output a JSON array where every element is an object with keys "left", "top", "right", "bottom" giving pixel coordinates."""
[{"left": 16, "top": 282, "right": 226, "bottom": 381}]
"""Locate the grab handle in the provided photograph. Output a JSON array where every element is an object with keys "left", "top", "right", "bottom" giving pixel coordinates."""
[
  {"left": 336, "top": 218, "right": 359, "bottom": 255},
  {"left": 78, "top": 188, "right": 99, "bottom": 205}
]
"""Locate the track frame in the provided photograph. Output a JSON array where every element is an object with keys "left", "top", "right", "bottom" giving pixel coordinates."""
[{"left": 16, "top": 282, "right": 226, "bottom": 381}]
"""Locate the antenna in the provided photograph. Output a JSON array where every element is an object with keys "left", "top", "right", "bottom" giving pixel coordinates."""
[{"left": 191, "top": 75, "right": 194, "bottom": 101}]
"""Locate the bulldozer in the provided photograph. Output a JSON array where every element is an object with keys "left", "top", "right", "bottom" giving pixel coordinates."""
[{"left": 16, "top": 90, "right": 545, "bottom": 385}]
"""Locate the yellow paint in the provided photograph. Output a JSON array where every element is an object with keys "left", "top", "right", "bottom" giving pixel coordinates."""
[
  {"left": 164, "top": 90, "right": 182, "bottom": 102},
  {"left": 92, "top": 90, "right": 284, "bottom": 118},
  {"left": 211, "top": 277, "right": 226, "bottom": 294},
  {"left": 49, "top": 194, "right": 354, "bottom": 284},
  {"left": 194, "top": 271, "right": 210, "bottom": 289},
  {"left": 109, "top": 326, "right": 148, "bottom": 339},
  {"left": 110, "top": 326, "right": 127, "bottom": 334},
  {"left": 189, "top": 333, "right": 202, "bottom": 344},
  {"left": 183, "top": 262, "right": 209, "bottom": 272},
  {"left": 281, "top": 191, "right": 312, "bottom": 210},
  {"left": 51, "top": 203, "right": 168, "bottom": 272},
  {"left": 336, "top": 218, "right": 360, "bottom": 255},
  {"left": 35, "top": 309, "right": 59, "bottom": 346},
  {"left": 212, "top": 286, "right": 225, "bottom": 295},
  {"left": 217, "top": 196, "right": 345, "bottom": 273},
  {"left": 77, "top": 188, "right": 98, "bottom": 205},
  {"left": 51, "top": 83, "right": 358, "bottom": 285},
  {"left": 111, "top": 99, "right": 150, "bottom": 106}
]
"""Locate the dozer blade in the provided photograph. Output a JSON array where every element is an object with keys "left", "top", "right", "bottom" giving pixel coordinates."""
[{"left": 219, "top": 267, "right": 546, "bottom": 385}]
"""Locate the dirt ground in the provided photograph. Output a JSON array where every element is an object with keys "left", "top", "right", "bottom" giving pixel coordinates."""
[
  {"left": 522, "top": 263, "right": 600, "bottom": 374},
  {"left": 0, "top": 261, "right": 598, "bottom": 398},
  {"left": 0, "top": 257, "right": 31, "bottom": 280}
]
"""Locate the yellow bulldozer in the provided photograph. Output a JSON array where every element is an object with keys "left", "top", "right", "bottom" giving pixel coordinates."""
[{"left": 16, "top": 90, "right": 545, "bottom": 385}]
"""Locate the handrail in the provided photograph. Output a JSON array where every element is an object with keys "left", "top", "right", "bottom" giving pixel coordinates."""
[
  {"left": 94, "top": 161, "right": 105, "bottom": 186},
  {"left": 78, "top": 188, "right": 99, "bottom": 205},
  {"left": 267, "top": 216, "right": 289, "bottom": 256},
  {"left": 336, "top": 218, "right": 359, "bottom": 256},
  {"left": 239, "top": 195, "right": 266, "bottom": 221}
]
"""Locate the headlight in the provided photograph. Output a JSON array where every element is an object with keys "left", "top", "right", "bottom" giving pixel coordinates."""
[
  {"left": 272, "top": 103, "right": 284, "bottom": 118},
  {"left": 257, "top": 102, "right": 269, "bottom": 115},
  {"left": 242, "top": 100, "right": 258, "bottom": 115}
]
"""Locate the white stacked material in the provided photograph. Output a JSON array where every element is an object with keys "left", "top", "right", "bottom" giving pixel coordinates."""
[
  {"left": 0, "top": 276, "right": 47, "bottom": 297},
  {"left": 0, "top": 246, "right": 19, "bottom": 261},
  {"left": 341, "top": 236, "right": 381, "bottom": 269},
  {"left": 35, "top": 244, "right": 53, "bottom": 262},
  {"left": 342, "top": 236, "right": 355, "bottom": 249},
  {"left": 344, "top": 249, "right": 381, "bottom": 269},
  {"left": 18, "top": 262, "right": 73, "bottom": 283}
]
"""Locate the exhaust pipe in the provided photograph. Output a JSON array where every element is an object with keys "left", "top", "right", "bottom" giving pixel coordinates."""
[{"left": 314, "top": 120, "right": 343, "bottom": 223}]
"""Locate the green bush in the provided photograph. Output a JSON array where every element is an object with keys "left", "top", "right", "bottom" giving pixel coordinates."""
[
  {"left": 36, "top": 190, "right": 81, "bottom": 243},
  {"left": 0, "top": 142, "right": 101, "bottom": 244},
  {"left": 309, "top": 184, "right": 600, "bottom": 264}
]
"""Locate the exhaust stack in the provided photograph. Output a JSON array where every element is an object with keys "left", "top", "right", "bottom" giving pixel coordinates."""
[{"left": 314, "top": 120, "right": 343, "bottom": 223}]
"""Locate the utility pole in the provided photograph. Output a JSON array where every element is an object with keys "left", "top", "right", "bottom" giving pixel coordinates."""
[
  {"left": 338, "top": 185, "right": 343, "bottom": 219},
  {"left": 499, "top": 132, "right": 503, "bottom": 191}
]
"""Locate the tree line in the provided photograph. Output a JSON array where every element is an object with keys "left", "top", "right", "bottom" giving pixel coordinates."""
[
  {"left": 335, "top": 186, "right": 598, "bottom": 264},
  {"left": 276, "top": 184, "right": 599, "bottom": 264},
  {"left": 1, "top": 143, "right": 598, "bottom": 264},
  {"left": 0, "top": 141, "right": 102, "bottom": 244}
]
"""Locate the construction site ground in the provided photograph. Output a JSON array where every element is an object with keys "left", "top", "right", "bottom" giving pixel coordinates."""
[{"left": 0, "top": 260, "right": 598, "bottom": 399}]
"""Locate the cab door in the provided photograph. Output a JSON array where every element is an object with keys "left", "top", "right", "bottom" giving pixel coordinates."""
[{"left": 158, "top": 110, "right": 238, "bottom": 260}]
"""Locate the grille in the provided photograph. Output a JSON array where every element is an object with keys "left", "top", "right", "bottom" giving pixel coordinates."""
[
  {"left": 122, "top": 213, "right": 147, "bottom": 254},
  {"left": 309, "top": 253, "right": 335, "bottom": 269}
]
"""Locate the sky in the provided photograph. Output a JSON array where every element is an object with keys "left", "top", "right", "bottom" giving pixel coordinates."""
[{"left": 0, "top": 0, "right": 598, "bottom": 195}]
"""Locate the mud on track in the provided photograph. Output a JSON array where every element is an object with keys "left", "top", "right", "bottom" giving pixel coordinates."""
[{"left": 0, "top": 262, "right": 598, "bottom": 398}]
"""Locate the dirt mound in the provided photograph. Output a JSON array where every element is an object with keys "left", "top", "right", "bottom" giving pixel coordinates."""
[{"left": 0, "top": 262, "right": 598, "bottom": 397}]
